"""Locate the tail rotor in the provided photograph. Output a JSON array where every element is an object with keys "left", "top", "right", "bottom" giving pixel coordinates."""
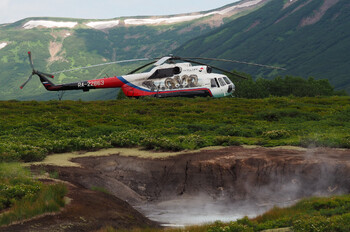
[
  {"left": 28, "top": 51, "right": 34, "bottom": 70},
  {"left": 20, "top": 74, "right": 34, "bottom": 89},
  {"left": 20, "top": 52, "right": 55, "bottom": 89}
]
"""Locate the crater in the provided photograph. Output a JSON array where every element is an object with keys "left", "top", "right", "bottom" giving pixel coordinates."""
[{"left": 37, "top": 146, "right": 350, "bottom": 226}]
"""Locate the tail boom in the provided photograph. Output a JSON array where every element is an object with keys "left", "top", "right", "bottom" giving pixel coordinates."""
[{"left": 39, "top": 75, "right": 125, "bottom": 92}]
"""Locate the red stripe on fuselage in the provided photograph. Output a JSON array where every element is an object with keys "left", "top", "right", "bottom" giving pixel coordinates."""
[
  {"left": 92, "top": 76, "right": 125, "bottom": 88},
  {"left": 83, "top": 76, "right": 213, "bottom": 97}
]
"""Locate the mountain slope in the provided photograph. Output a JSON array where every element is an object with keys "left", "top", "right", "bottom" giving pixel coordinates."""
[
  {"left": 0, "top": 0, "right": 267, "bottom": 100},
  {"left": 174, "top": 0, "right": 350, "bottom": 92}
]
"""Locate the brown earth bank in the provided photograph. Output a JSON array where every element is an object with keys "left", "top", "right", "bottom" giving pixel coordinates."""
[
  {"left": 61, "top": 146, "right": 350, "bottom": 204},
  {"left": 2, "top": 146, "right": 350, "bottom": 230},
  {"left": 67, "top": 146, "right": 350, "bottom": 225},
  {"left": 0, "top": 180, "right": 158, "bottom": 232}
]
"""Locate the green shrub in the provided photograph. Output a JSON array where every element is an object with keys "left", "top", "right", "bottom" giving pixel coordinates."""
[
  {"left": 110, "top": 130, "right": 150, "bottom": 147},
  {"left": 208, "top": 220, "right": 254, "bottom": 232},
  {"left": 0, "top": 144, "right": 46, "bottom": 162},
  {"left": 19, "top": 147, "right": 47, "bottom": 162},
  {"left": 330, "top": 213, "right": 350, "bottom": 232},
  {"left": 141, "top": 137, "right": 183, "bottom": 151},
  {"left": 177, "top": 134, "right": 207, "bottom": 150},
  {"left": 263, "top": 130, "right": 291, "bottom": 139},
  {"left": 233, "top": 76, "right": 341, "bottom": 98},
  {"left": 214, "top": 136, "right": 241, "bottom": 146},
  {"left": 257, "top": 108, "right": 320, "bottom": 122},
  {"left": 0, "top": 163, "right": 42, "bottom": 211},
  {"left": 300, "top": 135, "right": 349, "bottom": 148},
  {"left": 41, "top": 139, "right": 72, "bottom": 153},
  {"left": 0, "top": 183, "right": 67, "bottom": 226},
  {"left": 333, "top": 108, "right": 350, "bottom": 122},
  {"left": 68, "top": 137, "right": 111, "bottom": 151},
  {"left": 256, "top": 217, "right": 292, "bottom": 231},
  {"left": 85, "top": 125, "right": 117, "bottom": 137},
  {"left": 292, "top": 215, "right": 331, "bottom": 232}
]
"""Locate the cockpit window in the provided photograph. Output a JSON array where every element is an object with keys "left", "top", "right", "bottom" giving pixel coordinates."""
[
  {"left": 211, "top": 79, "right": 218, "bottom": 88},
  {"left": 218, "top": 78, "right": 226, "bottom": 86},
  {"left": 223, "top": 77, "right": 231, "bottom": 85}
]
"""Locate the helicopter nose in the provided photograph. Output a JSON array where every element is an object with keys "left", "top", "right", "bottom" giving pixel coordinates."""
[{"left": 227, "top": 84, "right": 235, "bottom": 93}]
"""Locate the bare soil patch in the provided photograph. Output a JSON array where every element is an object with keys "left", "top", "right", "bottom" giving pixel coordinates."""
[
  {"left": 0, "top": 178, "right": 157, "bottom": 232},
  {"left": 300, "top": 0, "right": 340, "bottom": 27}
]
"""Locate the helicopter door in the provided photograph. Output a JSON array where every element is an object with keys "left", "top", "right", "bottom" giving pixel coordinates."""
[{"left": 210, "top": 78, "right": 225, "bottom": 98}]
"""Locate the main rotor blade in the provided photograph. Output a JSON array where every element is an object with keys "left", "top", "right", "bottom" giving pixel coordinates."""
[
  {"left": 184, "top": 57, "right": 286, "bottom": 70},
  {"left": 28, "top": 51, "right": 34, "bottom": 70},
  {"left": 20, "top": 74, "right": 33, "bottom": 89},
  {"left": 182, "top": 58, "right": 247, "bottom": 79},
  {"left": 52, "top": 58, "right": 152, "bottom": 75},
  {"left": 127, "top": 60, "right": 157, "bottom": 74},
  {"left": 154, "top": 56, "right": 172, "bottom": 66}
]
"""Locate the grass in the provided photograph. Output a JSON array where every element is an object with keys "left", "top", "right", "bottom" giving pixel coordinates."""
[
  {"left": 0, "top": 183, "right": 67, "bottom": 226},
  {"left": 0, "top": 163, "right": 67, "bottom": 226},
  {"left": 0, "top": 96, "right": 349, "bottom": 163},
  {"left": 96, "top": 195, "right": 350, "bottom": 232}
]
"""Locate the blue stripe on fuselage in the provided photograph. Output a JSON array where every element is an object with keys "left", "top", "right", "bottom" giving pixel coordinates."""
[{"left": 117, "top": 76, "right": 152, "bottom": 92}]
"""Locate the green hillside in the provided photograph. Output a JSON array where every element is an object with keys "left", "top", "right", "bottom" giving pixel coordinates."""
[
  {"left": 0, "top": 1, "right": 266, "bottom": 101},
  {"left": 174, "top": 0, "right": 350, "bottom": 93}
]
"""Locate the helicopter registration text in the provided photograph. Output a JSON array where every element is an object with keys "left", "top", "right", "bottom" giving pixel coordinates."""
[{"left": 78, "top": 80, "right": 105, "bottom": 88}]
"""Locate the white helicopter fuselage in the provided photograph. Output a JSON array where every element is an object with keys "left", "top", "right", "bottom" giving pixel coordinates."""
[
  {"left": 120, "top": 62, "right": 235, "bottom": 98},
  {"left": 25, "top": 52, "right": 241, "bottom": 99}
]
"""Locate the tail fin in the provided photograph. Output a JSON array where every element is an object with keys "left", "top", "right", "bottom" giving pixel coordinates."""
[{"left": 38, "top": 73, "right": 56, "bottom": 90}]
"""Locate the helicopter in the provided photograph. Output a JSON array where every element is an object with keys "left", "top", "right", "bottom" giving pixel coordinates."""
[{"left": 20, "top": 52, "right": 285, "bottom": 98}]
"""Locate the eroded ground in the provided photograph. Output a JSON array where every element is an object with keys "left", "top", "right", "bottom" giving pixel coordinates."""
[{"left": 2, "top": 146, "right": 350, "bottom": 230}]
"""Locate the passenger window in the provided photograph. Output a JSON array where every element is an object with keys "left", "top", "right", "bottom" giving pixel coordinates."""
[
  {"left": 211, "top": 79, "right": 218, "bottom": 88},
  {"left": 218, "top": 78, "right": 226, "bottom": 86},
  {"left": 223, "top": 77, "right": 231, "bottom": 85}
]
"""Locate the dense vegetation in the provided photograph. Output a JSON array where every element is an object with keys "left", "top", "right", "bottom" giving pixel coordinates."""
[
  {"left": 0, "top": 163, "right": 67, "bottom": 226},
  {"left": 232, "top": 75, "right": 348, "bottom": 98},
  {"left": 175, "top": 0, "right": 350, "bottom": 93},
  {"left": 208, "top": 194, "right": 350, "bottom": 232},
  {"left": 0, "top": 97, "right": 349, "bottom": 163}
]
